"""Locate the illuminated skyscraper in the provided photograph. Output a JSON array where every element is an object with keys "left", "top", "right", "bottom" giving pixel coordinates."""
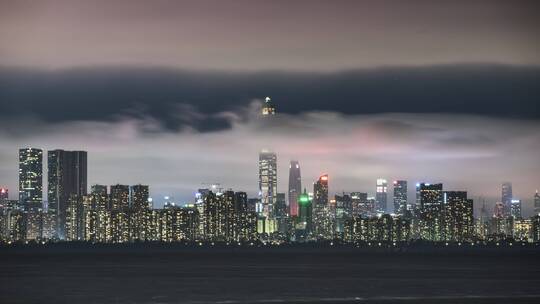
[
  {"left": 419, "top": 183, "right": 443, "bottom": 241},
  {"left": 415, "top": 182, "right": 423, "bottom": 211},
  {"left": 258, "top": 151, "right": 277, "bottom": 218},
  {"left": 19, "top": 148, "right": 43, "bottom": 211},
  {"left": 443, "top": 191, "right": 473, "bottom": 241},
  {"left": 296, "top": 190, "right": 312, "bottom": 240},
  {"left": 393, "top": 180, "right": 407, "bottom": 215},
  {"left": 203, "top": 190, "right": 221, "bottom": 241},
  {"left": 350, "top": 192, "right": 371, "bottom": 216},
  {"left": 261, "top": 96, "right": 276, "bottom": 116},
  {"left": 534, "top": 190, "right": 540, "bottom": 215},
  {"left": 47, "top": 149, "right": 87, "bottom": 239},
  {"left": 288, "top": 160, "right": 301, "bottom": 217},
  {"left": 65, "top": 194, "right": 84, "bottom": 241},
  {"left": 313, "top": 175, "right": 329, "bottom": 208},
  {"left": 313, "top": 174, "right": 332, "bottom": 239},
  {"left": 130, "top": 184, "right": 150, "bottom": 241},
  {"left": 89, "top": 185, "right": 109, "bottom": 242},
  {"left": 510, "top": 199, "right": 522, "bottom": 219},
  {"left": 501, "top": 182, "right": 512, "bottom": 216},
  {"left": 232, "top": 191, "right": 256, "bottom": 242},
  {"left": 375, "top": 178, "right": 388, "bottom": 213}
]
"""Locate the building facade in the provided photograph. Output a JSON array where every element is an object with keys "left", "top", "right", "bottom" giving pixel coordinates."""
[
  {"left": 258, "top": 151, "right": 277, "bottom": 218},
  {"left": 534, "top": 191, "right": 540, "bottom": 215},
  {"left": 393, "top": 180, "right": 407, "bottom": 215},
  {"left": 375, "top": 178, "right": 388, "bottom": 213},
  {"left": 502, "top": 182, "right": 513, "bottom": 216},
  {"left": 19, "top": 148, "right": 43, "bottom": 211},
  {"left": 47, "top": 149, "right": 87, "bottom": 239},
  {"left": 419, "top": 183, "right": 444, "bottom": 241},
  {"left": 288, "top": 160, "right": 301, "bottom": 217}
]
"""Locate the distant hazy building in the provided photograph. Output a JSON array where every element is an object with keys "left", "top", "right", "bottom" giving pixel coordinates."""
[
  {"left": 493, "top": 201, "right": 505, "bottom": 218},
  {"left": 393, "top": 180, "right": 407, "bottom": 215},
  {"left": 19, "top": 148, "right": 43, "bottom": 211},
  {"left": 258, "top": 151, "right": 277, "bottom": 218},
  {"left": 275, "top": 193, "right": 287, "bottom": 218},
  {"left": 415, "top": 182, "right": 424, "bottom": 212},
  {"left": 502, "top": 182, "right": 512, "bottom": 216},
  {"left": 0, "top": 188, "right": 8, "bottom": 200},
  {"left": 288, "top": 160, "right": 301, "bottom": 217},
  {"left": 47, "top": 149, "right": 87, "bottom": 239},
  {"left": 375, "top": 178, "right": 388, "bottom": 213},
  {"left": 535, "top": 190, "right": 540, "bottom": 215}
]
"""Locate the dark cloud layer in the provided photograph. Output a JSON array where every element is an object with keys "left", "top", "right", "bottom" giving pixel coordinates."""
[{"left": 1, "top": 65, "right": 539, "bottom": 133}]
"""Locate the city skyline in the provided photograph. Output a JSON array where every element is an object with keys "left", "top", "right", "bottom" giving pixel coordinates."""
[
  {"left": 1, "top": 2, "right": 540, "bottom": 303},
  {"left": 0, "top": 0, "right": 539, "bottom": 233},
  {"left": 1, "top": 144, "right": 539, "bottom": 218},
  {"left": 3, "top": 146, "right": 539, "bottom": 244}
]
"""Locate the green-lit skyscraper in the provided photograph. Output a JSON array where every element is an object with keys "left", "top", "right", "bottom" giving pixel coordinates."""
[{"left": 296, "top": 190, "right": 312, "bottom": 241}]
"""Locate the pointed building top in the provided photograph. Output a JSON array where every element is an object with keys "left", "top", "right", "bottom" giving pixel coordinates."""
[{"left": 262, "top": 96, "right": 276, "bottom": 116}]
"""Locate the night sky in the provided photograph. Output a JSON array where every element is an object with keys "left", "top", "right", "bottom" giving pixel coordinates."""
[{"left": 0, "top": 0, "right": 539, "bottom": 214}]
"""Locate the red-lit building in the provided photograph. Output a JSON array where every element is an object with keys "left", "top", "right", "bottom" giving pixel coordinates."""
[{"left": 0, "top": 188, "right": 8, "bottom": 200}]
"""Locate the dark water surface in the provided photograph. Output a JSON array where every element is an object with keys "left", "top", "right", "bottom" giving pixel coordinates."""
[{"left": 1, "top": 245, "right": 539, "bottom": 303}]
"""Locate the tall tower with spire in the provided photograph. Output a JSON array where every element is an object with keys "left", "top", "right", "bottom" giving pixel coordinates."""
[
  {"left": 258, "top": 96, "right": 277, "bottom": 221},
  {"left": 261, "top": 96, "right": 276, "bottom": 116}
]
